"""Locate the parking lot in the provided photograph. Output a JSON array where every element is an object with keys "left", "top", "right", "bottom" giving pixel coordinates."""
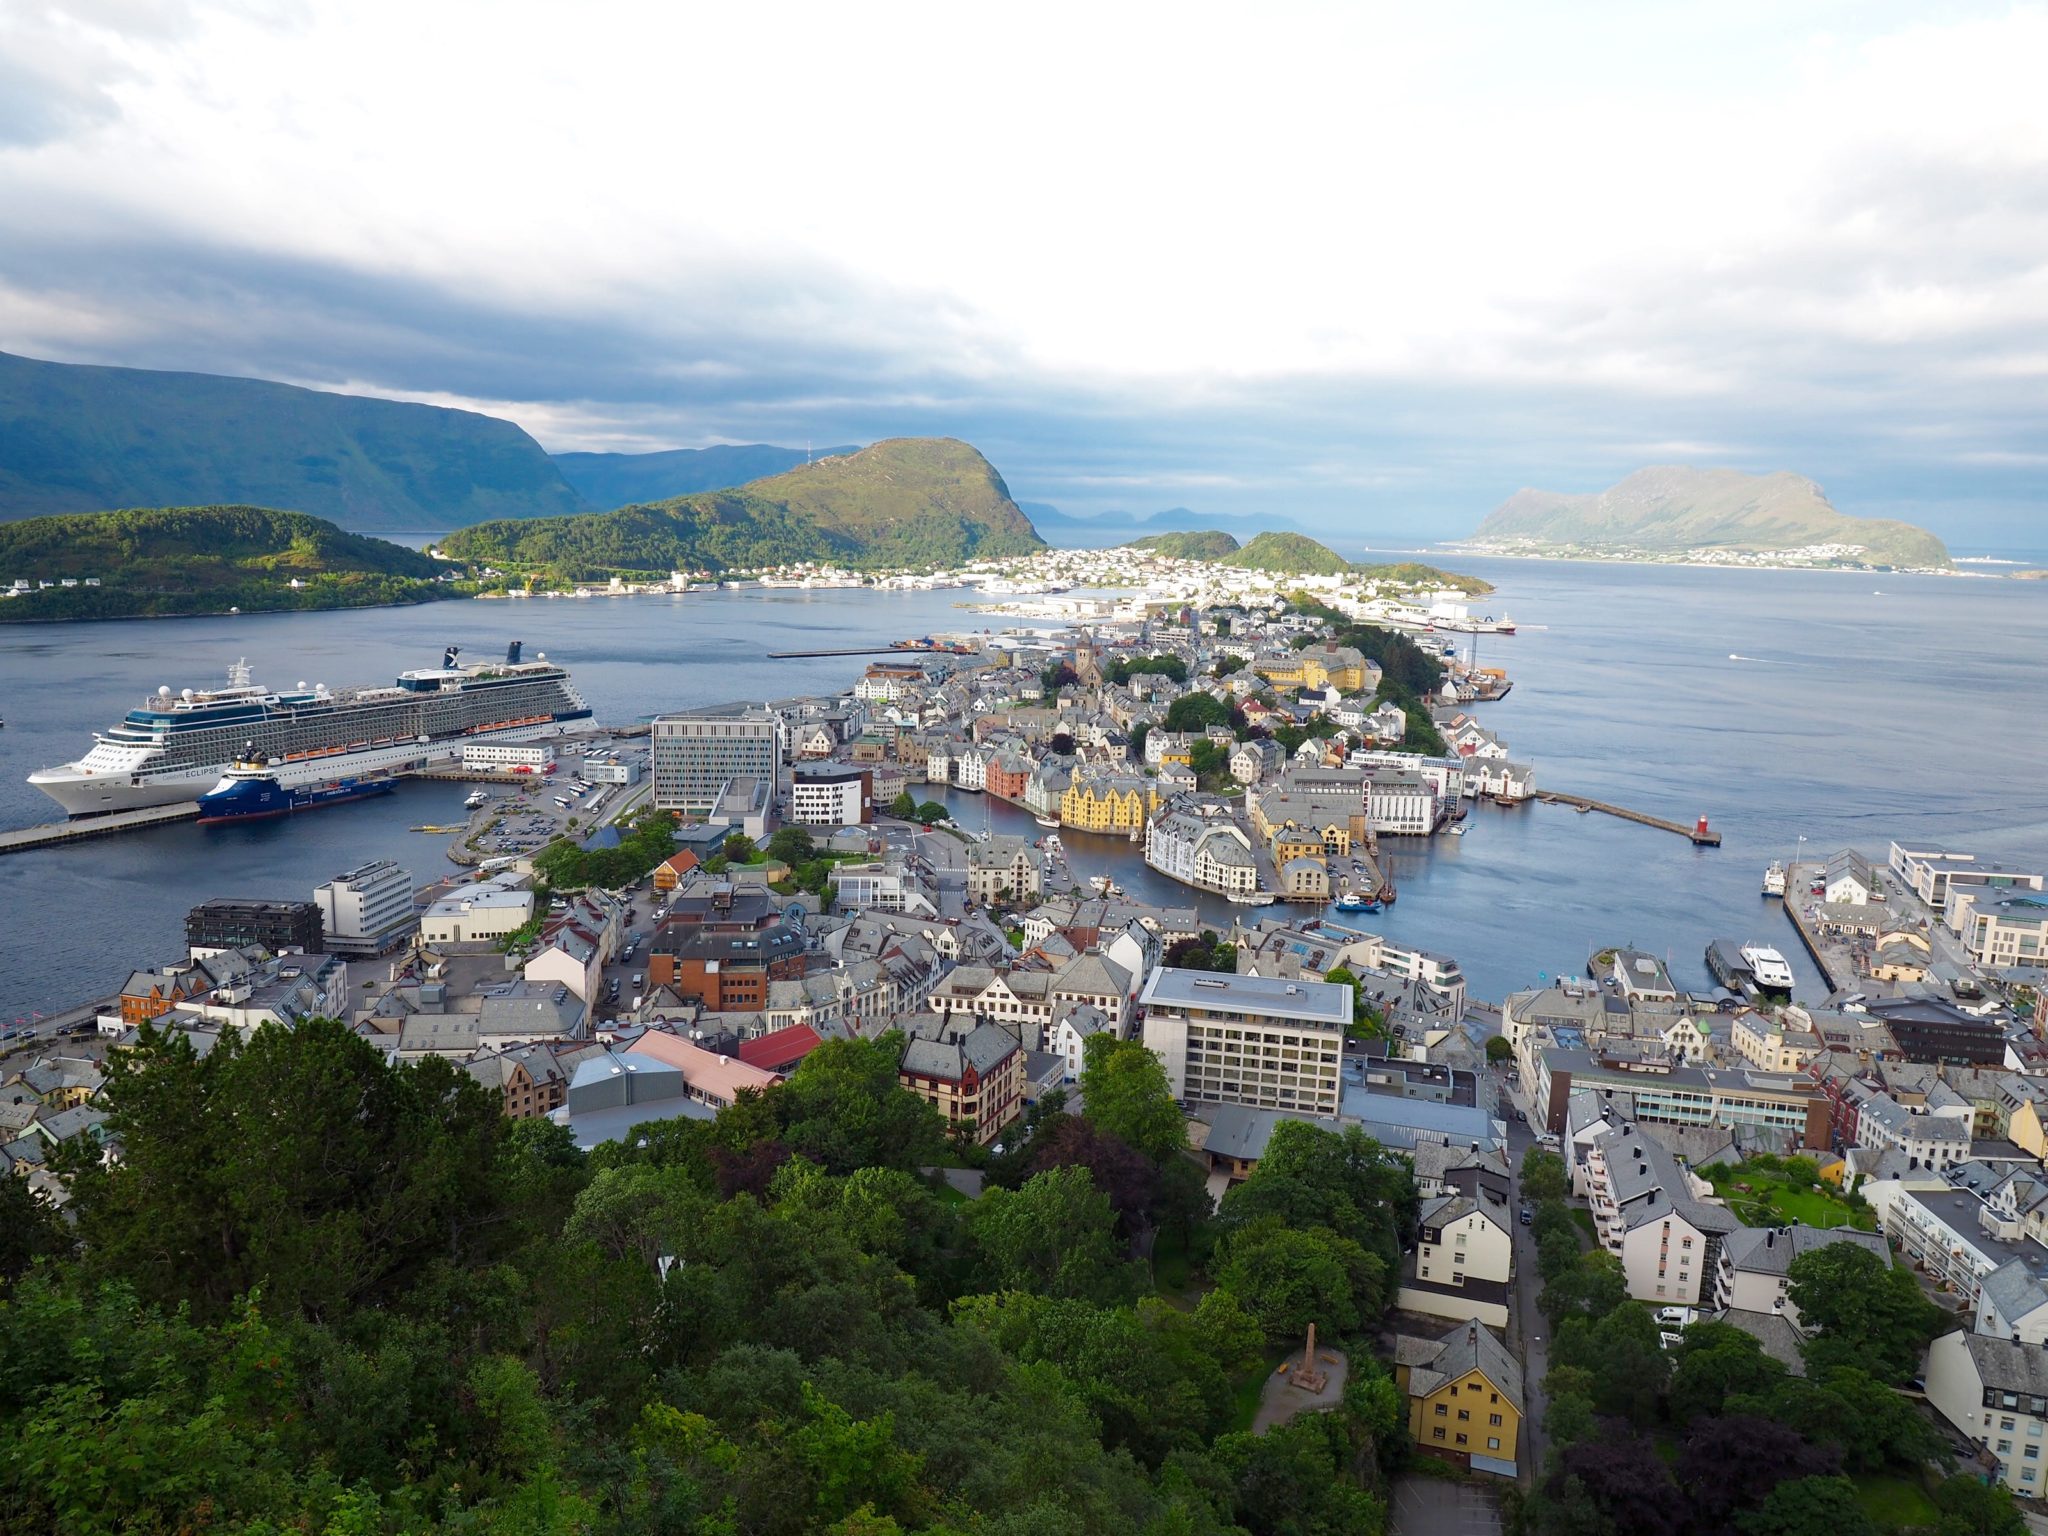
[{"left": 1387, "top": 1476, "right": 1502, "bottom": 1536}]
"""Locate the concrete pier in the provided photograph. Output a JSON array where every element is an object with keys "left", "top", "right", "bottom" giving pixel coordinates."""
[
  {"left": 1535, "top": 792, "right": 1722, "bottom": 845},
  {"left": 0, "top": 801, "right": 200, "bottom": 855}
]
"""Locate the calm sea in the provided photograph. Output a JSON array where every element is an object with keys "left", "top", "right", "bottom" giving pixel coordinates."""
[{"left": 2, "top": 560, "right": 2044, "bottom": 1020}]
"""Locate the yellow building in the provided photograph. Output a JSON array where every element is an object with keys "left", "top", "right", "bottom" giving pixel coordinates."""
[
  {"left": 1395, "top": 1321, "right": 1523, "bottom": 1475},
  {"left": 1059, "top": 775, "right": 1163, "bottom": 834},
  {"left": 1254, "top": 643, "right": 1370, "bottom": 694}
]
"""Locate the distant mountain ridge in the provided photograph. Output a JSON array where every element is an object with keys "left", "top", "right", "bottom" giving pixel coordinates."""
[
  {"left": 442, "top": 437, "right": 1045, "bottom": 576},
  {"left": 0, "top": 350, "right": 583, "bottom": 530},
  {"left": 553, "top": 443, "right": 861, "bottom": 511},
  {"left": 1023, "top": 502, "right": 1308, "bottom": 544},
  {"left": 1476, "top": 466, "right": 1952, "bottom": 568}
]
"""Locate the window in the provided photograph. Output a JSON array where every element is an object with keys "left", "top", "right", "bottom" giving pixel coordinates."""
[
  {"left": 1432, "top": 1427, "right": 1446, "bottom": 1441},
  {"left": 1434, "top": 1404, "right": 1447, "bottom": 1417},
  {"left": 1490, "top": 1414, "right": 1503, "bottom": 1427},
  {"left": 1488, "top": 1437, "right": 1501, "bottom": 1450},
  {"left": 2005, "top": 1418, "right": 2018, "bottom": 1432},
  {"left": 1458, "top": 1409, "right": 1470, "bottom": 1421},
  {"left": 1455, "top": 1433, "right": 1468, "bottom": 1446}
]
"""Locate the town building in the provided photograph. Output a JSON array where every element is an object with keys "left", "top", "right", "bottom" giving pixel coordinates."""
[
  {"left": 1393, "top": 1320, "right": 1522, "bottom": 1476},
  {"left": 313, "top": 860, "right": 417, "bottom": 955},
  {"left": 184, "top": 898, "right": 323, "bottom": 957},
  {"left": 1925, "top": 1331, "right": 2048, "bottom": 1495},
  {"left": 898, "top": 1021, "right": 1023, "bottom": 1146},
  {"left": 651, "top": 706, "right": 784, "bottom": 815},
  {"left": 789, "top": 763, "right": 870, "bottom": 826},
  {"left": 1139, "top": 967, "right": 1349, "bottom": 1116},
  {"left": 420, "top": 873, "right": 536, "bottom": 946}
]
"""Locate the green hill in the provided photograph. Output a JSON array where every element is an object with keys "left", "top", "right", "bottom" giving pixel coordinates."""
[
  {"left": 0, "top": 505, "right": 455, "bottom": 621},
  {"left": 0, "top": 350, "right": 584, "bottom": 530},
  {"left": 1476, "top": 466, "right": 1952, "bottom": 568},
  {"left": 445, "top": 437, "right": 1045, "bottom": 577},
  {"left": 552, "top": 443, "right": 861, "bottom": 510},
  {"left": 1221, "top": 531, "right": 1354, "bottom": 575},
  {"left": 1125, "top": 530, "right": 1241, "bottom": 560}
]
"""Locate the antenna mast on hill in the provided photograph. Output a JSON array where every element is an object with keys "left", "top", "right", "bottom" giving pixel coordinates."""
[{"left": 807, "top": 440, "right": 812, "bottom": 465}]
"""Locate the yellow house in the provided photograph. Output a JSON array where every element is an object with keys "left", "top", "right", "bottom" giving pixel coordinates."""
[
  {"left": 1059, "top": 775, "right": 1163, "bottom": 834},
  {"left": 1271, "top": 827, "right": 1327, "bottom": 866},
  {"left": 1394, "top": 1321, "right": 1523, "bottom": 1475}
]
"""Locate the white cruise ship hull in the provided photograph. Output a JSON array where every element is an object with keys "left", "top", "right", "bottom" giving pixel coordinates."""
[{"left": 30, "top": 726, "right": 562, "bottom": 819}]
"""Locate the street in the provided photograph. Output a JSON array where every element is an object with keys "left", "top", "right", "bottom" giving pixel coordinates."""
[{"left": 1497, "top": 1062, "right": 1550, "bottom": 1489}]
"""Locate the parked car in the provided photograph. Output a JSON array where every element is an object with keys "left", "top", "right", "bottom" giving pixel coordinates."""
[{"left": 1519, "top": 1207, "right": 1533, "bottom": 1225}]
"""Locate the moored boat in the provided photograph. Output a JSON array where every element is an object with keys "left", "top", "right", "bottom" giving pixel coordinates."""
[{"left": 196, "top": 746, "right": 396, "bottom": 824}]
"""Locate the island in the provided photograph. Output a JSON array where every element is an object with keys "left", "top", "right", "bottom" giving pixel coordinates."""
[
  {"left": 0, "top": 505, "right": 459, "bottom": 621},
  {"left": 1128, "top": 529, "right": 1493, "bottom": 594},
  {"left": 1465, "top": 465, "right": 1953, "bottom": 571}
]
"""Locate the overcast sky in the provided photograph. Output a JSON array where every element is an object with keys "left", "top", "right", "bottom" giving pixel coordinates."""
[{"left": 3, "top": 1, "right": 2046, "bottom": 545}]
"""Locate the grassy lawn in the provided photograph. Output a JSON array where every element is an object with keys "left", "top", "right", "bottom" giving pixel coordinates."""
[
  {"left": 1570, "top": 1207, "right": 1597, "bottom": 1241},
  {"left": 1151, "top": 1228, "right": 1195, "bottom": 1296},
  {"left": 1229, "top": 1349, "right": 1290, "bottom": 1433},
  {"left": 1852, "top": 1474, "right": 1938, "bottom": 1531},
  {"left": 930, "top": 1181, "right": 970, "bottom": 1207},
  {"left": 1705, "top": 1165, "right": 1874, "bottom": 1231}
]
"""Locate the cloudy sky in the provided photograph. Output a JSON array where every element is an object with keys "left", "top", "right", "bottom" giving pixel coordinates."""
[{"left": 3, "top": 1, "right": 2046, "bottom": 545}]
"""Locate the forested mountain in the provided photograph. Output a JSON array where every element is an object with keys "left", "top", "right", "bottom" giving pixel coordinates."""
[
  {"left": 0, "top": 350, "right": 584, "bottom": 530},
  {"left": 553, "top": 443, "right": 861, "bottom": 510},
  {"left": 0, "top": 504, "right": 454, "bottom": 620},
  {"left": 1476, "top": 466, "right": 1952, "bottom": 568},
  {"left": 444, "top": 437, "right": 1046, "bottom": 576},
  {"left": 1126, "top": 530, "right": 1242, "bottom": 559}
]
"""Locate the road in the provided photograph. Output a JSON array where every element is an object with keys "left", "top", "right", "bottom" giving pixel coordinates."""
[{"left": 1496, "top": 1062, "right": 1550, "bottom": 1488}]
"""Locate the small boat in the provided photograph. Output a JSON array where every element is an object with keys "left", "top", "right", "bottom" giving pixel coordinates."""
[
  {"left": 1034, "top": 815, "right": 1060, "bottom": 829},
  {"left": 1761, "top": 861, "right": 1787, "bottom": 897},
  {"left": 1446, "top": 824, "right": 1466, "bottom": 837},
  {"left": 1229, "top": 891, "right": 1277, "bottom": 906},
  {"left": 1575, "top": 804, "right": 1591, "bottom": 814},
  {"left": 1333, "top": 896, "right": 1380, "bottom": 914}
]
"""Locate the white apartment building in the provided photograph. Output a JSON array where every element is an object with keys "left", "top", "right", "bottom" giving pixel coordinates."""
[
  {"left": 1714, "top": 1223, "right": 1891, "bottom": 1327},
  {"left": 461, "top": 742, "right": 556, "bottom": 770},
  {"left": 1926, "top": 1332, "right": 2048, "bottom": 1495},
  {"left": 1858, "top": 1094, "right": 1971, "bottom": 1172},
  {"left": 420, "top": 873, "right": 535, "bottom": 945},
  {"left": 1403, "top": 1191, "right": 1515, "bottom": 1328},
  {"left": 1947, "top": 888, "right": 2048, "bottom": 969},
  {"left": 1730, "top": 1009, "right": 1822, "bottom": 1074},
  {"left": 1578, "top": 1118, "right": 1736, "bottom": 1306},
  {"left": 1368, "top": 772, "right": 1437, "bottom": 836},
  {"left": 314, "top": 859, "right": 417, "bottom": 955},
  {"left": 1144, "top": 811, "right": 1259, "bottom": 897},
  {"left": 834, "top": 858, "right": 940, "bottom": 918},
  {"left": 1138, "top": 967, "right": 1348, "bottom": 1116},
  {"left": 789, "top": 764, "right": 869, "bottom": 827}
]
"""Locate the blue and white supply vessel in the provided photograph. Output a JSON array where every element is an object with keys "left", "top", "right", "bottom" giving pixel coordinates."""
[
  {"left": 30, "top": 641, "right": 590, "bottom": 817},
  {"left": 197, "top": 746, "right": 397, "bottom": 823}
]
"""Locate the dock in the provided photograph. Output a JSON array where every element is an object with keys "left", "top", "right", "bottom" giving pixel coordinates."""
[
  {"left": 1776, "top": 861, "right": 1846, "bottom": 992},
  {"left": 0, "top": 801, "right": 200, "bottom": 855},
  {"left": 1536, "top": 792, "right": 1722, "bottom": 845},
  {"left": 767, "top": 646, "right": 944, "bottom": 659}
]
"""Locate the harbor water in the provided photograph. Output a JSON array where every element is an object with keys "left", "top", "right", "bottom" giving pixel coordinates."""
[{"left": 2, "top": 562, "right": 2046, "bottom": 1019}]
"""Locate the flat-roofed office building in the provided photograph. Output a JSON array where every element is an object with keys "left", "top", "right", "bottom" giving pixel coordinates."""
[
  {"left": 1140, "top": 967, "right": 1350, "bottom": 1116},
  {"left": 651, "top": 706, "right": 784, "bottom": 814}
]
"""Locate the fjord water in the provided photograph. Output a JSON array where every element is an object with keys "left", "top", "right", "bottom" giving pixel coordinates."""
[{"left": 2, "top": 562, "right": 2044, "bottom": 1020}]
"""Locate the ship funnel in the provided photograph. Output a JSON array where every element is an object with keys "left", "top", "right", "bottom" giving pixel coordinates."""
[
  {"left": 443, "top": 645, "right": 460, "bottom": 669},
  {"left": 506, "top": 641, "right": 523, "bottom": 665}
]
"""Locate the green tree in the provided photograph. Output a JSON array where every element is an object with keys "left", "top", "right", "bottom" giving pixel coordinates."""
[
  {"left": 1519, "top": 1146, "right": 1569, "bottom": 1203},
  {"left": 888, "top": 789, "right": 916, "bottom": 818},
  {"left": 0, "top": 1165, "right": 64, "bottom": 1288},
  {"left": 1213, "top": 1220, "right": 1377, "bottom": 1342},
  {"left": 1163, "top": 692, "right": 1231, "bottom": 733},
  {"left": 1737, "top": 1475, "right": 1876, "bottom": 1536},
  {"left": 1787, "top": 1241, "right": 1942, "bottom": 1383},
  {"left": 1080, "top": 1034, "right": 1188, "bottom": 1163},
  {"left": 1485, "top": 1034, "right": 1514, "bottom": 1064},
  {"left": 771, "top": 1035, "right": 951, "bottom": 1174},
  {"left": 1539, "top": 1249, "right": 1627, "bottom": 1330},
  {"left": 1669, "top": 1320, "right": 1788, "bottom": 1422},
  {"left": 722, "top": 832, "right": 758, "bottom": 864},
  {"left": 915, "top": 801, "right": 948, "bottom": 824},
  {"left": 66, "top": 1015, "right": 505, "bottom": 1322},
  {"left": 969, "top": 1165, "right": 1139, "bottom": 1303},
  {"left": 1933, "top": 1473, "right": 2027, "bottom": 1536},
  {"left": 767, "top": 825, "right": 817, "bottom": 865}
]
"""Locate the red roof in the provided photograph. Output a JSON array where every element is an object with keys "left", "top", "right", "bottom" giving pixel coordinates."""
[{"left": 736, "top": 1024, "right": 826, "bottom": 1073}]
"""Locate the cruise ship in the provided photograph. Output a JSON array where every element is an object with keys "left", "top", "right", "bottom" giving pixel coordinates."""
[{"left": 29, "top": 642, "right": 590, "bottom": 817}]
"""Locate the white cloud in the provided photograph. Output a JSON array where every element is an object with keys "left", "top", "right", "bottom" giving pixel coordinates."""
[{"left": 2, "top": 1, "right": 2048, "bottom": 536}]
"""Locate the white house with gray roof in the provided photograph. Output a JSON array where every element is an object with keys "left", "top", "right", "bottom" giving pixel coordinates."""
[
  {"left": 1713, "top": 1222, "right": 1891, "bottom": 1328},
  {"left": 1926, "top": 1330, "right": 2048, "bottom": 1495}
]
